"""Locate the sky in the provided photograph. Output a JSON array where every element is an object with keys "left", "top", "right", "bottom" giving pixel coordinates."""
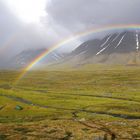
[{"left": 0, "top": 0, "right": 140, "bottom": 62}]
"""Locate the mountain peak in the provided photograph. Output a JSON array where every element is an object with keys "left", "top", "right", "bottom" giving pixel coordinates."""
[{"left": 67, "top": 30, "right": 140, "bottom": 66}]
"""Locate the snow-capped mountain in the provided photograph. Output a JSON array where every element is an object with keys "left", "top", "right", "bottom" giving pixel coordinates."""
[
  {"left": 2, "top": 30, "right": 140, "bottom": 69},
  {"left": 64, "top": 30, "right": 140, "bottom": 66},
  {"left": 7, "top": 48, "right": 64, "bottom": 69}
]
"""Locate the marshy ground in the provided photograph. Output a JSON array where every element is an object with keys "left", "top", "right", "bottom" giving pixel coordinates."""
[{"left": 0, "top": 65, "right": 140, "bottom": 139}]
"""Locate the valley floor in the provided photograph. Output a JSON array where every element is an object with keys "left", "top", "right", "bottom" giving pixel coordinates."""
[{"left": 0, "top": 65, "right": 140, "bottom": 139}]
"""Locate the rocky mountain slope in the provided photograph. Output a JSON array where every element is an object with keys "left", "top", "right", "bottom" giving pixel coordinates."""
[{"left": 63, "top": 30, "right": 140, "bottom": 66}]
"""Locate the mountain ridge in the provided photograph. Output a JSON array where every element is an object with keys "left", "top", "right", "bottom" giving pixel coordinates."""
[{"left": 2, "top": 29, "right": 140, "bottom": 69}]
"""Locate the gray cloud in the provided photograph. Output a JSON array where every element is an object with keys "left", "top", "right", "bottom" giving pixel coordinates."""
[
  {"left": 0, "top": 1, "right": 21, "bottom": 44},
  {"left": 1, "top": 0, "right": 140, "bottom": 66},
  {"left": 0, "top": 1, "right": 22, "bottom": 63},
  {"left": 39, "top": 0, "right": 140, "bottom": 52},
  {"left": 0, "top": 1, "right": 51, "bottom": 61},
  {"left": 45, "top": 0, "right": 140, "bottom": 31}
]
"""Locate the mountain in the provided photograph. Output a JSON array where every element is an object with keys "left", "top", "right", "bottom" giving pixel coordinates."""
[
  {"left": 58, "top": 30, "right": 140, "bottom": 67},
  {"left": 2, "top": 30, "right": 140, "bottom": 70},
  {"left": 6, "top": 48, "right": 64, "bottom": 69}
]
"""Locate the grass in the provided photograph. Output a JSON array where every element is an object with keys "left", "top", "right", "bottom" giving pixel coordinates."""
[{"left": 0, "top": 65, "right": 140, "bottom": 139}]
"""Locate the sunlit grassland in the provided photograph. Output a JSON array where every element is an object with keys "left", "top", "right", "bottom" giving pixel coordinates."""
[
  {"left": 0, "top": 65, "right": 140, "bottom": 139},
  {"left": 0, "top": 66, "right": 140, "bottom": 120}
]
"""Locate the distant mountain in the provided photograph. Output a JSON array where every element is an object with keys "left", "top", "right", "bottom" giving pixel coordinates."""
[
  {"left": 59, "top": 30, "right": 140, "bottom": 67},
  {"left": 2, "top": 30, "right": 140, "bottom": 70},
  {"left": 7, "top": 48, "right": 64, "bottom": 69}
]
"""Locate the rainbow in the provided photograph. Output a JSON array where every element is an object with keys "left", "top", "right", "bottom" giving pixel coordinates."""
[{"left": 15, "top": 24, "right": 140, "bottom": 83}]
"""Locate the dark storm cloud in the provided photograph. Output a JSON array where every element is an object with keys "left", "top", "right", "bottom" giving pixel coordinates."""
[
  {"left": 1, "top": 0, "right": 140, "bottom": 66},
  {"left": 46, "top": 0, "right": 140, "bottom": 32},
  {"left": 41, "top": 0, "right": 140, "bottom": 52}
]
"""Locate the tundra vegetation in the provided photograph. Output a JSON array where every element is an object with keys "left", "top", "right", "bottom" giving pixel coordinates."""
[{"left": 0, "top": 65, "right": 140, "bottom": 140}]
